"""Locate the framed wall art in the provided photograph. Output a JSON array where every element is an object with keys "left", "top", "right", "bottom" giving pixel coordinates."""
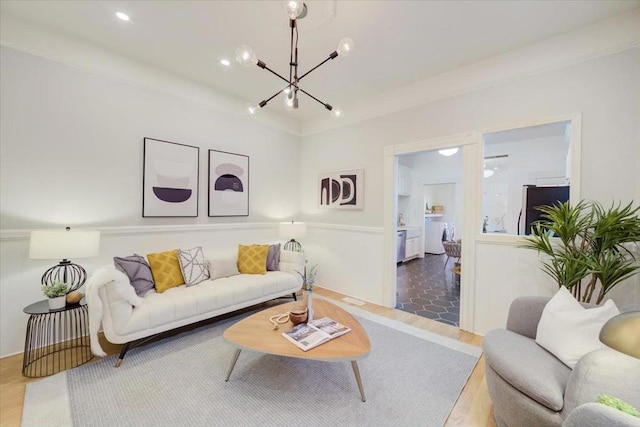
[
  {"left": 318, "top": 169, "right": 364, "bottom": 210},
  {"left": 142, "top": 138, "right": 199, "bottom": 217},
  {"left": 208, "top": 150, "right": 249, "bottom": 217}
]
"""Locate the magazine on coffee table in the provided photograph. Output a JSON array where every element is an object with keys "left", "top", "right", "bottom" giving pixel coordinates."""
[{"left": 282, "top": 317, "right": 351, "bottom": 351}]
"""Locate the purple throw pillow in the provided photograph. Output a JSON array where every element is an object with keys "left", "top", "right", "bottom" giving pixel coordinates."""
[
  {"left": 113, "top": 254, "right": 155, "bottom": 297},
  {"left": 266, "top": 244, "right": 281, "bottom": 271}
]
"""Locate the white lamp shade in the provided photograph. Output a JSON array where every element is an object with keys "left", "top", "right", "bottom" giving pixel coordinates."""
[
  {"left": 29, "top": 229, "right": 101, "bottom": 260},
  {"left": 279, "top": 222, "right": 307, "bottom": 239}
]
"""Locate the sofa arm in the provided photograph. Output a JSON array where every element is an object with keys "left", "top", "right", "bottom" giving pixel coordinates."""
[
  {"left": 563, "top": 403, "right": 640, "bottom": 427},
  {"left": 506, "top": 296, "right": 551, "bottom": 339},
  {"left": 564, "top": 349, "right": 640, "bottom": 418},
  {"left": 279, "top": 250, "right": 305, "bottom": 286}
]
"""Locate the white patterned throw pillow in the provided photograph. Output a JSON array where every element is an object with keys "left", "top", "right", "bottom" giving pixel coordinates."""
[{"left": 177, "top": 246, "right": 210, "bottom": 286}]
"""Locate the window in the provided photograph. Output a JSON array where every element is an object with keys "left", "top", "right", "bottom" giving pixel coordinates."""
[{"left": 482, "top": 121, "right": 571, "bottom": 235}]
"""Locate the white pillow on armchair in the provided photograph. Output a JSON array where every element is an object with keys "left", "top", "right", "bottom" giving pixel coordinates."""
[{"left": 535, "top": 286, "right": 619, "bottom": 369}]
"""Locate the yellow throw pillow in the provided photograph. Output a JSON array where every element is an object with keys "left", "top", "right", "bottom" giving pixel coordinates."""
[
  {"left": 147, "top": 250, "right": 185, "bottom": 292},
  {"left": 237, "top": 245, "right": 269, "bottom": 275}
]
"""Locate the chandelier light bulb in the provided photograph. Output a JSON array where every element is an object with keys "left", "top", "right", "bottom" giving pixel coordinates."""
[
  {"left": 245, "top": 103, "right": 259, "bottom": 116},
  {"left": 115, "top": 11, "right": 130, "bottom": 21},
  {"left": 337, "top": 38, "right": 354, "bottom": 57},
  {"left": 284, "top": 93, "right": 295, "bottom": 110},
  {"left": 236, "top": 45, "right": 257, "bottom": 67},
  {"left": 438, "top": 148, "right": 459, "bottom": 157},
  {"left": 330, "top": 107, "right": 344, "bottom": 120},
  {"left": 283, "top": 1, "right": 305, "bottom": 19}
]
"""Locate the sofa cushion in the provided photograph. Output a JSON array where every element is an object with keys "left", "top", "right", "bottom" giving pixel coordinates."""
[
  {"left": 113, "top": 254, "right": 155, "bottom": 297},
  {"left": 536, "top": 286, "right": 619, "bottom": 369},
  {"left": 237, "top": 245, "right": 268, "bottom": 274},
  {"left": 484, "top": 329, "right": 571, "bottom": 411},
  {"left": 266, "top": 244, "right": 281, "bottom": 271},
  {"left": 147, "top": 250, "right": 185, "bottom": 293},
  {"left": 208, "top": 256, "right": 240, "bottom": 280},
  {"left": 117, "top": 271, "right": 299, "bottom": 335},
  {"left": 177, "top": 246, "right": 210, "bottom": 286}
]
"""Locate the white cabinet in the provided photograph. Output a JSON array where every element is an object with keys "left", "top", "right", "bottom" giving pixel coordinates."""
[
  {"left": 398, "top": 165, "right": 412, "bottom": 196},
  {"left": 405, "top": 237, "right": 420, "bottom": 260},
  {"left": 403, "top": 227, "right": 421, "bottom": 261}
]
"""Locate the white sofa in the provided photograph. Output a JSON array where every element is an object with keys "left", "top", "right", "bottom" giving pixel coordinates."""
[{"left": 91, "top": 249, "right": 305, "bottom": 366}]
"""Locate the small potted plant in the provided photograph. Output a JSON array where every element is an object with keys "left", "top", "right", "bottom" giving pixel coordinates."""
[
  {"left": 42, "top": 282, "right": 69, "bottom": 310},
  {"left": 296, "top": 264, "right": 319, "bottom": 321}
]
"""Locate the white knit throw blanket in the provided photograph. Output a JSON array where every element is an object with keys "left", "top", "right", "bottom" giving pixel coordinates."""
[{"left": 85, "top": 266, "right": 144, "bottom": 357}]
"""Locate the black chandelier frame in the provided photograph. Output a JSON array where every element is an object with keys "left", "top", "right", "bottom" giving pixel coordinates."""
[{"left": 250, "top": 7, "right": 342, "bottom": 113}]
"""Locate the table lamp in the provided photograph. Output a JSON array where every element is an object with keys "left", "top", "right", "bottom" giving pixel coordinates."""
[
  {"left": 29, "top": 227, "right": 101, "bottom": 293},
  {"left": 279, "top": 221, "right": 307, "bottom": 252},
  {"left": 599, "top": 311, "right": 640, "bottom": 359}
]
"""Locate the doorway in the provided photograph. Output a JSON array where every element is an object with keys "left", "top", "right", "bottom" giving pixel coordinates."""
[
  {"left": 395, "top": 151, "right": 464, "bottom": 327},
  {"left": 383, "top": 132, "right": 479, "bottom": 332}
]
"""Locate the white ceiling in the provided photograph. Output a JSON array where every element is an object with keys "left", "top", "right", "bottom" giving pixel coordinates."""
[{"left": 1, "top": 0, "right": 638, "bottom": 123}]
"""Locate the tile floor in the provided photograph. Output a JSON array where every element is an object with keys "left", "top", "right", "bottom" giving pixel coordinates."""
[{"left": 396, "top": 254, "right": 461, "bottom": 327}]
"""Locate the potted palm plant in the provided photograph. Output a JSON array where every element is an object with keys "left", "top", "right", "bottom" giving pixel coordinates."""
[
  {"left": 42, "top": 281, "right": 69, "bottom": 310},
  {"left": 521, "top": 200, "right": 640, "bottom": 304}
]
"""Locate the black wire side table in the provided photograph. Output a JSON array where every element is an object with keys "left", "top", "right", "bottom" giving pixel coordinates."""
[{"left": 22, "top": 299, "right": 93, "bottom": 377}]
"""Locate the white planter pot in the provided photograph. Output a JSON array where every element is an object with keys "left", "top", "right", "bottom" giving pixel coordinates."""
[{"left": 48, "top": 296, "right": 66, "bottom": 310}]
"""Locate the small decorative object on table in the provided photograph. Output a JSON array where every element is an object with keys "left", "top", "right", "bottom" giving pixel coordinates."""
[
  {"left": 65, "top": 291, "right": 84, "bottom": 305},
  {"left": 41, "top": 281, "right": 69, "bottom": 310},
  {"left": 289, "top": 307, "right": 308, "bottom": 325},
  {"left": 296, "top": 264, "right": 318, "bottom": 323}
]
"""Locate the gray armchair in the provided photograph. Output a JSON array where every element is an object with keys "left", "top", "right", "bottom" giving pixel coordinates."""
[{"left": 483, "top": 296, "right": 640, "bottom": 427}]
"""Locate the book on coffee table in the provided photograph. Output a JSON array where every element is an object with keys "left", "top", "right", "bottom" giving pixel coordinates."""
[{"left": 282, "top": 317, "right": 351, "bottom": 351}]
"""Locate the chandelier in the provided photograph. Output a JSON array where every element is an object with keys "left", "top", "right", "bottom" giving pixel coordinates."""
[{"left": 236, "top": 1, "right": 354, "bottom": 119}]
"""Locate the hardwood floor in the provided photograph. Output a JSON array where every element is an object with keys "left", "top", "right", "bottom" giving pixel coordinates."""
[{"left": 0, "top": 288, "right": 496, "bottom": 427}]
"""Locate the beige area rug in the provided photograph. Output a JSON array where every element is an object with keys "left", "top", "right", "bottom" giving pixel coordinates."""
[{"left": 23, "top": 299, "right": 481, "bottom": 426}]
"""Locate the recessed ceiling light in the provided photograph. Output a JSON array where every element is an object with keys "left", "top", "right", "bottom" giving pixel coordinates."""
[
  {"left": 116, "top": 12, "right": 130, "bottom": 21},
  {"left": 438, "top": 148, "right": 459, "bottom": 157},
  {"left": 220, "top": 59, "right": 231, "bottom": 67}
]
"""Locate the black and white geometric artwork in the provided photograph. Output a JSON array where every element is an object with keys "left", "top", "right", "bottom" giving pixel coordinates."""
[
  {"left": 143, "top": 138, "right": 199, "bottom": 217},
  {"left": 208, "top": 150, "right": 249, "bottom": 216},
  {"left": 318, "top": 169, "right": 364, "bottom": 210}
]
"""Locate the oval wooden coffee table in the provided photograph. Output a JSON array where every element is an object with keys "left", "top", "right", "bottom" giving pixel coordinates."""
[{"left": 223, "top": 298, "right": 371, "bottom": 401}]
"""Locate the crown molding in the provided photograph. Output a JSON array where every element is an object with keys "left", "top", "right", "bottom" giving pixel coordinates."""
[
  {"left": 301, "top": 9, "right": 640, "bottom": 136},
  {"left": 0, "top": 13, "right": 302, "bottom": 137}
]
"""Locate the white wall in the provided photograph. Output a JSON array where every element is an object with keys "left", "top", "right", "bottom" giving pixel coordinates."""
[
  {"left": 299, "top": 47, "right": 640, "bottom": 332},
  {"left": 409, "top": 151, "right": 464, "bottom": 238},
  {"left": 0, "top": 47, "right": 302, "bottom": 228},
  {"left": 0, "top": 46, "right": 303, "bottom": 357}
]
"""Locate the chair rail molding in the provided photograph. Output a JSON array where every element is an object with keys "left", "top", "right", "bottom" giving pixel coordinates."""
[{"left": 0, "top": 222, "right": 279, "bottom": 241}]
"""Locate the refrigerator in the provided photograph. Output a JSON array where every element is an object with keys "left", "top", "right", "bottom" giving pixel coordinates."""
[{"left": 519, "top": 185, "right": 570, "bottom": 235}]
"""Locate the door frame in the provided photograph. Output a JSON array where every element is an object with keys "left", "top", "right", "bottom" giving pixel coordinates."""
[{"left": 383, "top": 132, "right": 481, "bottom": 332}]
